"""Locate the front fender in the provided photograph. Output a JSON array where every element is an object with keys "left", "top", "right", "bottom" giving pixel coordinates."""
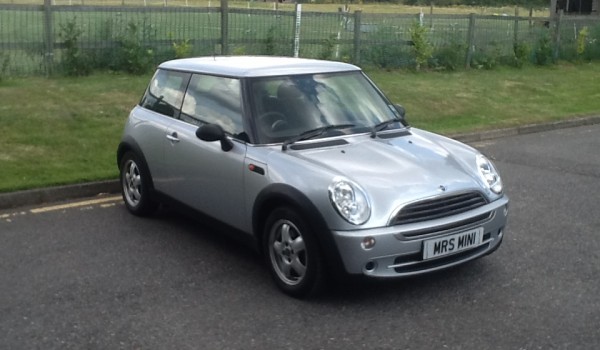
[{"left": 252, "top": 183, "right": 346, "bottom": 277}]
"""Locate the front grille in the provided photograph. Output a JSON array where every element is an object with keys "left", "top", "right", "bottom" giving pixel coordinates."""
[
  {"left": 402, "top": 212, "right": 492, "bottom": 238},
  {"left": 391, "top": 191, "right": 488, "bottom": 226}
]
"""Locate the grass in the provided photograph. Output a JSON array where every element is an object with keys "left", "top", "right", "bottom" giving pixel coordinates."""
[
  {"left": 0, "top": 73, "right": 147, "bottom": 192},
  {"left": 1, "top": 62, "right": 600, "bottom": 193},
  {"left": 368, "top": 62, "right": 600, "bottom": 133}
]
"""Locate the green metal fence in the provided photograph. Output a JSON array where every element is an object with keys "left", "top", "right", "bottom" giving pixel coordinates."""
[{"left": 1, "top": 0, "right": 599, "bottom": 76}]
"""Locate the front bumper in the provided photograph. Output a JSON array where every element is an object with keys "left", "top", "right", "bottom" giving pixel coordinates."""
[{"left": 331, "top": 195, "right": 509, "bottom": 277}]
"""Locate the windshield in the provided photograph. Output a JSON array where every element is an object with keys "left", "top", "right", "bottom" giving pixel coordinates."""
[{"left": 249, "top": 71, "right": 404, "bottom": 144}]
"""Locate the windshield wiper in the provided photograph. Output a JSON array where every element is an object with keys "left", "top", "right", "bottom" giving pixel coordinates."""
[
  {"left": 370, "top": 118, "right": 402, "bottom": 138},
  {"left": 282, "top": 124, "right": 355, "bottom": 151}
]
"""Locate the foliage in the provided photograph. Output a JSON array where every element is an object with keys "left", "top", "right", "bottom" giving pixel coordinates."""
[
  {"left": 471, "top": 43, "right": 502, "bottom": 70},
  {"left": 382, "top": 0, "right": 548, "bottom": 6},
  {"left": 512, "top": 41, "right": 531, "bottom": 68},
  {"left": 533, "top": 32, "right": 554, "bottom": 66},
  {"left": 361, "top": 44, "right": 411, "bottom": 69},
  {"left": 264, "top": 26, "right": 278, "bottom": 55},
  {"left": 262, "top": 25, "right": 292, "bottom": 56},
  {"left": 585, "top": 25, "right": 600, "bottom": 61},
  {"left": 408, "top": 21, "right": 433, "bottom": 71},
  {"left": 0, "top": 53, "right": 9, "bottom": 82},
  {"left": 173, "top": 39, "right": 193, "bottom": 59},
  {"left": 114, "top": 19, "right": 156, "bottom": 75},
  {"left": 58, "top": 18, "right": 92, "bottom": 76},
  {"left": 361, "top": 25, "right": 412, "bottom": 69},
  {"left": 431, "top": 27, "right": 466, "bottom": 71},
  {"left": 318, "top": 34, "right": 337, "bottom": 60},
  {"left": 577, "top": 27, "right": 589, "bottom": 58}
]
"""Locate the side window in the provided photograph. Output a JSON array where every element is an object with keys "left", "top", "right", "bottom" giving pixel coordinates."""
[
  {"left": 181, "top": 74, "right": 244, "bottom": 137},
  {"left": 140, "top": 69, "right": 190, "bottom": 117}
]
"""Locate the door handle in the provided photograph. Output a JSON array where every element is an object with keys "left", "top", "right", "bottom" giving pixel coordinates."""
[{"left": 166, "top": 132, "right": 180, "bottom": 143}]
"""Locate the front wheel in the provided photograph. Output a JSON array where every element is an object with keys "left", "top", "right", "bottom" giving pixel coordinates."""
[
  {"left": 264, "top": 207, "right": 326, "bottom": 298},
  {"left": 120, "top": 151, "right": 158, "bottom": 216}
]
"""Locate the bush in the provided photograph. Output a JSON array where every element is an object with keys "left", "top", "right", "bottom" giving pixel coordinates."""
[
  {"left": 0, "top": 53, "right": 9, "bottom": 82},
  {"left": 534, "top": 32, "right": 554, "bottom": 66},
  {"left": 318, "top": 35, "right": 337, "bottom": 60},
  {"left": 471, "top": 42, "right": 502, "bottom": 70},
  {"left": 360, "top": 26, "right": 412, "bottom": 69},
  {"left": 361, "top": 43, "right": 411, "bottom": 69},
  {"left": 114, "top": 20, "right": 156, "bottom": 75},
  {"left": 585, "top": 24, "right": 600, "bottom": 61},
  {"left": 173, "top": 39, "right": 193, "bottom": 59},
  {"left": 59, "top": 18, "right": 92, "bottom": 76},
  {"left": 408, "top": 21, "right": 433, "bottom": 71},
  {"left": 431, "top": 29, "right": 466, "bottom": 71},
  {"left": 264, "top": 25, "right": 289, "bottom": 56},
  {"left": 513, "top": 41, "right": 531, "bottom": 68}
]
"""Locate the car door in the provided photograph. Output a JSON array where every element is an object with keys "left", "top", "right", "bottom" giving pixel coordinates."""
[
  {"left": 136, "top": 69, "right": 191, "bottom": 191},
  {"left": 163, "top": 74, "right": 248, "bottom": 230}
]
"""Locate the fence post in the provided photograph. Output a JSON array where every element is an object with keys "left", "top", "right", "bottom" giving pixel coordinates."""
[
  {"left": 353, "top": 10, "right": 362, "bottom": 65},
  {"left": 528, "top": 7, "right": 533, "bottom": 30},
  {"left": 221, "top": 0, "right": 229, "bottom": 55},
  {"left": 553, "top": 10, "right": 563, "bottom": 61},
  {"left": 465, "top": 13, "right": 475, "bottom": 69},
  {"left": 292, "top": 3, "right": 302, "bottom": 57},
  {"left": 513, "top": 8, "right": 519, "bottom": 48},
  {"left": 43, "top": 0, "right": 54, "bottom": 75}
]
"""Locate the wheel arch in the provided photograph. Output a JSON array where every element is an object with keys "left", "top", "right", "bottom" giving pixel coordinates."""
[
  {"left": 117, "top": 136, "right": 155, "bottom": 190},
  {"left": 252, "top": 184, "right": 346, "bottom": 277}
]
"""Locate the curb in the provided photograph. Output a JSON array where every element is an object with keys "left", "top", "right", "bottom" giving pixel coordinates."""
[
  {"left": 1, "top": 115, "right": 599, "bottom": 210},
  {"left": 449, "top": 115, "right": 600, "bottom": 143},
  {"left": 0, "top": 180, "right": 120, "bottom": 211}
]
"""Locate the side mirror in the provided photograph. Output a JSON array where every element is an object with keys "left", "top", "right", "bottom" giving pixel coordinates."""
[
  {"left": 196, "top": 124, "right": 233, "bottom": 152},
  {"left": 394, "top": 104, "right": 406, "bottom": 119}
]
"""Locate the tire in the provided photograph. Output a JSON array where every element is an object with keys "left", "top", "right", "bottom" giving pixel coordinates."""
[
  {"left": 263, "top": 207, "right": 326, "bottom": 298},
  {"left": 120, "top": 151, "right": 158, "bottom": 216}
]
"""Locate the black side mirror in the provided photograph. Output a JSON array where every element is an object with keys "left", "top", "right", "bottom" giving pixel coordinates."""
[
  {"left": 394, "top": 104, "right": 406, "bottom": 119},
  {"left": 196, "top": 124, "right": 234, "bottom": 152}
]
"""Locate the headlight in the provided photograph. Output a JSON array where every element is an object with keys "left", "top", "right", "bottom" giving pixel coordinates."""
[
  {"left": 476, "top": 155, "right": 503, "bottom": 194},
  {"left": 328, "top": 178, "right": 371, "bottom": 225}
]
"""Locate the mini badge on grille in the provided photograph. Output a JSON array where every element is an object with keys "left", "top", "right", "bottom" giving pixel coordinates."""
[{"left": 439, "top": 185, "right": 447, "bottom": 192}]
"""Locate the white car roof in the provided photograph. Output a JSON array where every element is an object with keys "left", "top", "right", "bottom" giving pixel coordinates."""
[{"left": 158, "top": 56, "right": 361, "bottom": 77}]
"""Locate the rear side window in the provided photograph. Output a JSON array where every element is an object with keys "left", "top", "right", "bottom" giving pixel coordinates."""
[{"left": 140, "top": 69, "right": 190, "bottom": 117}]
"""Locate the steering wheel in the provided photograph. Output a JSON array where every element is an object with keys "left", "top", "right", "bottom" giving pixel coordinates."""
[{"left": 258, "top": 112, "right": 288, "bottom": 132}]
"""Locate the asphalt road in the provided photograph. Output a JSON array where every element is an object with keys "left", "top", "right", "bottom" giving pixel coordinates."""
[{"left": 1, "top": 125, "right": 599, "bottom": 349}]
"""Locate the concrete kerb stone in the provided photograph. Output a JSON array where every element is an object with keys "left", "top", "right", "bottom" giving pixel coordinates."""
[
  {"left": 0, "top": 180, "right": 120, "bottom": 210},
  {"left": 450, "top": 115, "right": 600, "bottom": 143},
  {"left": 1, "top": 115, "right": 598, "bottom": 210}
]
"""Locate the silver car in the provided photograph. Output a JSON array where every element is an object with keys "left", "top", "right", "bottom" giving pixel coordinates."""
[{"left": 117, "top": 56, "right": 508, "bottom": 297}]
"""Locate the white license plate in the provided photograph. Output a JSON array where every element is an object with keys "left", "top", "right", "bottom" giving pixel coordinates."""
[{"left": 423, "top": 227, "right": 484, "bottom": 260}]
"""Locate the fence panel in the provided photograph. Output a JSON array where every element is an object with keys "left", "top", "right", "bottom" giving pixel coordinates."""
[
  {"left": 0, "top": 5, "right": 46, "bottom": 75},
  {"left": 227, "top": 8, "right": 295, "bottom": 56},
  {"left": 1, "top": 2, "right": 600, "bottom": 77}
]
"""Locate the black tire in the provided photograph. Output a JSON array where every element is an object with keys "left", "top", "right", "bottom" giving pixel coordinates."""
[
  {"left": 119, "top": 151, "right": 158, "bottom": 216},
  {"left": 263, "top": 207, "right": 326, "bottom": 298}
]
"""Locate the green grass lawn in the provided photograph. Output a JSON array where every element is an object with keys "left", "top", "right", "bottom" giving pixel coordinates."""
[{"left": 1, "top": 62, "right": 600, "bottom": 193}]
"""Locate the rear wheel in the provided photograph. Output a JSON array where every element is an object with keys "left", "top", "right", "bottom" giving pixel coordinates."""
[
  {"left": 120, "top": 151, "right": 158, "bottom": 216},
  {"left": 264, "top": 207, "right": 326, "bottom": 298}
]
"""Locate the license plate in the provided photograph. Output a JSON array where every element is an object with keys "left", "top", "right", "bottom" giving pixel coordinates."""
[{"left": 423, "top": 227, "right": 484, "bottom": 260}]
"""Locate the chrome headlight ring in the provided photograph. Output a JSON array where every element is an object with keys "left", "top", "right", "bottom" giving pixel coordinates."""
[
  {"left": 476, "top": 154, "right": 503, "bottom": 195},
  {"left": 328, "top": 178, "right": 371, "bottom": 225}
]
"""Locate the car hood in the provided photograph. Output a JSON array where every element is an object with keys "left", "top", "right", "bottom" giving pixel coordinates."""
[{"left": 280, "top": 129, "right": 486, "bottom": 224}]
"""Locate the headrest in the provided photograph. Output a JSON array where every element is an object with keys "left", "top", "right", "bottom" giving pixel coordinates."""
[{"left": 277, "top": 82, "right": 304, "bottom": 100}]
